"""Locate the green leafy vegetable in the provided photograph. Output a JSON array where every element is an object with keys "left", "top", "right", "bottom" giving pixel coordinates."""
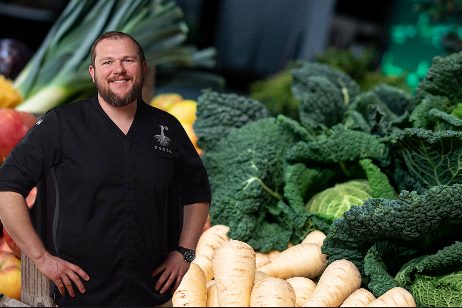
[
  {"left": 291, "top": 62, "right": 360, "bottom": 131},
  {"left": 305, "top": 180, "right": 372, "bottom": 222},
  {"left": 249, "top": 69, "right": 300, "bottom": 119},
  {"left": 194, "top": 90, "right": 270, "bottom": 151},
  {"left": 322, "top": 184, "right": 462, "bottom": 283},
  {"left": 15, "top": 0, "right": 215, "bottom": 113},
  {"left": 203, "top": 116, "right": 304, "bottom": 252},
  {"left": 387, "top": 128, "right": 462, "bottom": 192},
  {"left": 395, "top": 241, "right": 462, "bottom": 307}
]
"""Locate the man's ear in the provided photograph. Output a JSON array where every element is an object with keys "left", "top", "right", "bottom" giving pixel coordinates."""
[{"left": 88, "top": 65, "right": 95, "bottom": 83}]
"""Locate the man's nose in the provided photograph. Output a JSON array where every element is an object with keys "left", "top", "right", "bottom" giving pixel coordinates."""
[{"left": 113, "top": 60, "right": 126, "bottom": 73}]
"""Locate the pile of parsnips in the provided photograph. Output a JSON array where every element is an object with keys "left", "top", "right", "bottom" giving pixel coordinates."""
[{"left": 173, "top": 225, "right": 416, "bottom": 307}]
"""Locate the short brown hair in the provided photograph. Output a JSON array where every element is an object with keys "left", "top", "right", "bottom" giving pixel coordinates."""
[{"left": 90, "top": 31, "right": 146, "bottom": 66}]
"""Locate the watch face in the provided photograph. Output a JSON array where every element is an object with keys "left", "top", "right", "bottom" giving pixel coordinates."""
[{"left": 183, "top": 249, "right": 196, "bottom": 262}]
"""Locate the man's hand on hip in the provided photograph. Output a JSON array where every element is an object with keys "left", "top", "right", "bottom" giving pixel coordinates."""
[
  {"left": 152, "top": 251, "right": 190, "bottom": 294},
  {"left": 35, "top": 251, "right": 90, "bottom": 298}
]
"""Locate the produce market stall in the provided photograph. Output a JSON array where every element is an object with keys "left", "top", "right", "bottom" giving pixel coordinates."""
[{"left": 1, "top": 0, "right": 461, "bottom": 307}]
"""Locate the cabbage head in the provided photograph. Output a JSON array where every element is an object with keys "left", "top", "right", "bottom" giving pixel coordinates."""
[{"left": 306, "top": 180, "right": 372, "bottom": 221}]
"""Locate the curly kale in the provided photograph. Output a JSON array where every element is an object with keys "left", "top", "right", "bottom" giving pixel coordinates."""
[
  {"left": 387, "top": 128, "right": 462, "bottom": 192},
  {"left": 364, "top": 240, "right": 462, "bottom": 306},
  {"left": 395, "top": 241, "right": 462, "bottom": 307},
  {"left": 411, "top": 52, "right": 462, "bottom": 133},
  {"left": 286, "top": 125, "right": 388, "bottom": 168},
  {"left": 291, "top": 62, "right": 360, "bottom": 131},
  {"left": 372, "top": 84, "right": 414, "bottom": 116},
  {"left": 344, "top": 87, "right": 412, "bottom": 136},
  {"left": 322, "top": 184, "right": 462, "bottom": 283},
  {"left": 409, "top": 93, "right": 462, "bottom": 131},
  {"left": 428, "top": 108, "right": 462, "bottom": 131},
  {"left": 410, "top": 94, "right": 451, "bottom": 129},
  {"left": 204, "top": 116, "right": 305, "bottom": 252},
  {"left": 281, "top": 163, "right": 336, "bottom": 242},
  {"left": 415, "top": 51, "right": 462, "bottom": 103},
  {"left": 194, "top": 90, "right": 270, "bottom": 150},
  {"left": 358, "top": 159, "right": 396, "bottom": 199},
  {"left": 363, "top": 242, "right": 417, "bottom": 296},
  {"left": 296, "top": 76, "right": 347, "bottom": 131}
]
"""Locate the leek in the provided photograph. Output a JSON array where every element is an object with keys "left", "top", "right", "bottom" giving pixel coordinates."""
[{"left": 15, "top": 0, "right": 215, "bottom": 114}]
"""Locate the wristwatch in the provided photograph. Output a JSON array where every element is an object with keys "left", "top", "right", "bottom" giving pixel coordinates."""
[{"left": 175, "top": 246, "right": 196, "bottom": 263}]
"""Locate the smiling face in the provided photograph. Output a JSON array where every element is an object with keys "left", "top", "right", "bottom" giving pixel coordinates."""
[{"left": 89, "top": 36, "right": 146, "bottom": 107}]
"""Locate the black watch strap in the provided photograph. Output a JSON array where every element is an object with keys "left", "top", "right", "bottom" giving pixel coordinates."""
[{"left": 175, "top": 246, "right": 196, "bottom": 263}]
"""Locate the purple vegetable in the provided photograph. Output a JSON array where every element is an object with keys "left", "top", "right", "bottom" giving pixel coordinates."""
[{"left": 0, "top": 39, "right": 32, "bottom": 79}]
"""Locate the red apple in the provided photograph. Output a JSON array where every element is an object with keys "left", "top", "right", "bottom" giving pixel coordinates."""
[
  {"left": 0, "top": 109, "right": 36, "bottom": 163},
  {"left": 2, "top": 228, "right": 20, "bottom": 258},
  {"left": 0, "top": 251, "right": 21, "bottom": 300},
  {"left": 0, "top": 235, "right": 11, "bottom": 253}
]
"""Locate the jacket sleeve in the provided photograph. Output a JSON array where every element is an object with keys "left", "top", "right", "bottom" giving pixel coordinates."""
[{"left": 0, "top": 110, "right": 61, "bottom": 197}]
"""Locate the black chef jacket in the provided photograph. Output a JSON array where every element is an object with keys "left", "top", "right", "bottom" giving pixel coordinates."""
[{"left": 0, "top": 97, "right": 211, "bottom": 306}]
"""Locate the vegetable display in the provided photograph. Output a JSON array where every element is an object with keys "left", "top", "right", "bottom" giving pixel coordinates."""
[
  {"left": 194, "top": 51, "right": 462, "bottom": 306},
  {"left": 173, "top": 227, "right": 417, "bottom": 307}
]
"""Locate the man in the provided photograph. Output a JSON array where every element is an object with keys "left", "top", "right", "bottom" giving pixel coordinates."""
[{"left": 0, "top": 31, "right": 210, "bottom": 306}]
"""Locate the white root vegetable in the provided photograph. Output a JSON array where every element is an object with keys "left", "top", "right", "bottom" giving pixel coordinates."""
[
  {"left": 207, "top": 282, "right": 219, "bottom": 307},
  {"left": 254, "top": 271, "right": 272, "bottom": 283},
  {"left": 302, "top": 259, "right": 361, "bottom": 307},
  {"left": 192, "top": 224, "right": 230, "bottom": 281},
  {"left": 172, "top": 263, "right": 207, "bottom": 307},
  {"left": 366, "top": 287, "right": 416, "bottom": 307},
  {"left": 256, "top": 252, "right": 271, "bottom": 269},
  {"left": 302, "top": 230, "right": 326, "bottom": 247},
  {"left": 341, "top": 288, "right": 376, "bottom": 307},
  {"left": 251, "top": 277, "right": 296, "bottom": 307},
  {"left": 286, "top": 277, "right": 316, "bottom": 307},
  {"left": 268, "top": 250, "right": 281, "bottom": 259},
  {"left": 258, "top": 243, "right": 327, "bottom": 279},
  {"left": 212, "top": 239, "right": 256, "bottom": 307}
]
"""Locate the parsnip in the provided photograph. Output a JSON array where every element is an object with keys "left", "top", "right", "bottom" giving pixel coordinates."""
[
  {"left": 206, "top": 279, "right": 215, "bottom": 288},
  {"left": 268, "top": 250, "right": 281, "bottom": 259},
  {"left": 251, "top": 277, "right": 296, "bottom": 307},
  {"left": 192, "top": 224, "right": 230, "bottom": 280},
  {"left": 172, "top": 263, "right": 207, "bottom": 307},
  {"left": 206, "top": 281, "right": 219, "bottom": 307},
  {"left": 256, "top": 252, "right": 271, "bottom": 269},
  {"left": 302, "top": 230, "right": 326, "bottom": 247},
  {"left": 212, "top": 239, "right": 256, "bottom": 307},
  {"left": 286, "top": 277, "right": 316, "bottom": 307},
  {"left": 366, "top": 287, "right": 416, "bottom": 307},
  {"left": 302, "top": 259, "right": 361, "bottom": 307},
  {"left": 255, "top": 270, "right": 271, "bottom": 283},
  {"left": 259, "top": 243, "right": 327, "bottom": 279},
  {"left": 341, "top": 288, "right": 375, "bottom": 307}
]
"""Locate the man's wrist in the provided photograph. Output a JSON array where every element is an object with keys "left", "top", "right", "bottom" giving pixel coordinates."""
[
  {"left": 31, "top": 250, "right": 49, "bottom": 268},
  {"left": 174, "top": 246, "right": 196, "bottom": 263}
]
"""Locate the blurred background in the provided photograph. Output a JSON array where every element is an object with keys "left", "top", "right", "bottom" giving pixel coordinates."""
[{"left": 1, "top": 0, "right": 462, "bottom": 97}]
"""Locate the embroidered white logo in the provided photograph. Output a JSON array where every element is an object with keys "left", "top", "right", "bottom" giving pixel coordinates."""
[
  {"left": 154, "top": 125, "right": 170, "bottom": 147},
  {"left": 36, "top": 119, "right": 44, "bottom": 125}
]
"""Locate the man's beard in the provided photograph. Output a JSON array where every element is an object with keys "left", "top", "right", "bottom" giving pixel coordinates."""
[{"left": 95, "top": 74, "right": 144, "bottom": 107}]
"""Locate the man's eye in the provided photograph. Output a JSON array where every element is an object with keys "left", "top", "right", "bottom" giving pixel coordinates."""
[
  {"left": 123, "top": 59, "right": 134, "bottom": 63},
  {"left": 102, "top": 61, "right": 111, "bottom": 65}
]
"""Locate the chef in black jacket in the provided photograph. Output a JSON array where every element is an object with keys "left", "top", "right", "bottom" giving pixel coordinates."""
[{"left": 0, "top": 31, "right": 211, "bottom": 306}]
